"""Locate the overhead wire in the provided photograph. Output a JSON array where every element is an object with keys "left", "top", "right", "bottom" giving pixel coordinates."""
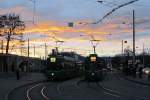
[{"left": 92, "top": 0, "right": 139, "bottom": 24}]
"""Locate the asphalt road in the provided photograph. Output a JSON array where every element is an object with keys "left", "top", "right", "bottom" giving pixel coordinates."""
[{"left": 8, "top": 72, "right": 150, "bottom": 100}]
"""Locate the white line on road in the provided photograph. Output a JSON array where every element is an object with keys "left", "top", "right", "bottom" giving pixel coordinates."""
[
  {"left": 101, "top": 85, "right": 121, "bottom": 94},
  {"left": 74, "top": 80, "right": 81, "bottom": 89},
  {"left": 26, "top": 83, "right": 42, "bottom": 100},
  {"left": 56, "top": 84, "right": 63, "bottom": 95},
  {"left": 41, "top": 86, "right": 50, "bottom": 100},
  {"left": 103, "top": 91, "right": 121, "bottom": 98}
]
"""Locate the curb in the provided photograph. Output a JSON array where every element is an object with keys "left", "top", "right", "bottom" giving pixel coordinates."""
[
  {"left": 5, "top": 79, "right": 48, "bottom": 100},
  {"left": 117, "top": 72, "right": 150, "bottom": 86},
  {"left": 124, "top": 77, "right": 150, "bottom": 86}
]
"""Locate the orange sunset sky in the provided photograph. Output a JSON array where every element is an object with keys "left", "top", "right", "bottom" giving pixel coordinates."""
[{"left": 0, "top": 0, "right": 150, "bottom": 57}]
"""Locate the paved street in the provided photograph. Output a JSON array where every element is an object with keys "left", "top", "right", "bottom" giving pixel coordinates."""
[
  {"left": 1, "top": 0, "right": 150, "bottom": 100},
  {"left": 8, "top": 72, "right": 150, "bottom": 100},
  {"left": 0, "top": 72, "right": 47, "bottom": 100}
]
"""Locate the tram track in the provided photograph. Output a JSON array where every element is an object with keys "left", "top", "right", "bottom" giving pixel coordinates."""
[
  {"left": 26, "top": 83, "right": 42, "bottom": 100},
  {"left": 26, "top": 82, "right": 51, "bottom": 100},
  {"left": 8, "top": 80, "right": 51, "bottom": 100},
  {"left": 76, "top": 79, "right": 122, "bottom": 98},
  {"left": 112, "top": 72, "right": 150, "bottom": 100},
  {"left": 56, "top": 78, "right": 84, "bottom": 95},
  {"left": 76, "top": 73, "right": 150, "bottom": 100},
  {"left": 41, "top": 86, "right": 50, "bottom": 100},
  {"left": 8, "top": 75, "right": 150, "bottom": 100}
]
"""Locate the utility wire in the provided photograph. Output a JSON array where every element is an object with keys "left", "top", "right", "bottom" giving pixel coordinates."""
[{"left": 93, "top": 0, "right": 139, "bottom": 24}]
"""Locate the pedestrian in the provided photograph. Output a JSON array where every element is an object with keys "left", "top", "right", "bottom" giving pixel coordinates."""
[
  {"left": 16, "top": 68, "right": 20, "bottom": 80},
  {"left": 138, "top": 66, "right": 143, "bottom": 78},
  {"left": 148, "top": 73, "right": 150, "bottom": 80},
  {"left": 132, "top": 66, "right": 137, "bottom": 78}
]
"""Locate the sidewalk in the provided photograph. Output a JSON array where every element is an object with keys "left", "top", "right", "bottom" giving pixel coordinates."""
[
  {"left": 124, "top": 74, "right": 150, "bottom": 86},
  {"left": 0, "top": 72, "right": 47, "bottom": 100}
]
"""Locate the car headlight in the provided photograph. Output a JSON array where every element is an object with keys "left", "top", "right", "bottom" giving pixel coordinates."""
[
  {"left": 145, "top": 70, "right": 150, "bottom": 74},
  {"left": 51, "top": 73, "right": 55, "bottom": 76}
]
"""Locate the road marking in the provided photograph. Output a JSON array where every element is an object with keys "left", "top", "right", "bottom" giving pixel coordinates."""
[
  {"left": 97, "top": 82, "right": 121, "bottom": 94},
  {"left": 26, "top": 83, "right": 42, "bottom": 100},
  {"left": 41, "top": 86, "right": 50, "bottom": 100},
  {"left": 103, "top": 91, "right": 121, "bottom": 98},
  {"left": 74, "top": 80, "right": 82, "bottom": 89},
  {"left": 97, "top": 83, "right": 122, "bottom": 98},
  {"left": 56, "top": 84, "right": 63, "bottom": 95},
  {"left": 101, "top": 85, "right": 121, "bottom": 94}
]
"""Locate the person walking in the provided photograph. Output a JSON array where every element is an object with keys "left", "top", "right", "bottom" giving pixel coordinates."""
[
  {"left": 138, "top": 65, "right": 143, "bottom": 78},
  {"left": 16, "top": 68, "right": 20, "bottom": 80}
]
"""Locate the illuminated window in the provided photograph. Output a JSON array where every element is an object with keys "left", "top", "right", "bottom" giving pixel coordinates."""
[
  {"left": 50, "top": 57, "right": 56, "bottom": 62},
  {"left": 90, "top": 56, "right": 96, "bottom": 62}
]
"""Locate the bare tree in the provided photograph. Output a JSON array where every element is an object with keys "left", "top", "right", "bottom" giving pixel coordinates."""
[{"left": 0, "top": 14, "right": 25, "bottom": 54}]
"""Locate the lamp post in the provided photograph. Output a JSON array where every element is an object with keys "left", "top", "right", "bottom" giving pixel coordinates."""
[
  {"left": 27, "top": 38, "right": 30, "bottom": 72},
  {"left": 121, "top": 40, "right": 127, "bottom": 68},
  {"left": 132, "top": 10, "right": 136, "bottom": 69},
  {"left": 142, "top": 43, "right": 145, "bottom": 67},
  {"left": 1, "top": 40, "right": 3, "bottom": 54},
  {"left": 122, "top": 40, "right": 127, "bottom": 54},
  {"left": 122, "top": 10, "right": 136, "bottom": 68},
  {"left": 45, "top": 43, "right": 47, "bottom": 60}
]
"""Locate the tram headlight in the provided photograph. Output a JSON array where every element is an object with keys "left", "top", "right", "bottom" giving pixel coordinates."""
[
  {"left": 91, "top": 72, "right": 95, "bottom": 76},
  {"left": 51, "top": 73, "right": 55, "bottom": 76}
]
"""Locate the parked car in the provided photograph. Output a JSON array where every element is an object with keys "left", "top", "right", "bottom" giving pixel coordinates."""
[{"left": 142, "top": 67, "right": 150, "bottom": 79}]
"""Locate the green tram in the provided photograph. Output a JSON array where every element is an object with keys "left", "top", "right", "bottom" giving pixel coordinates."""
[
  {"left": 46, "top": 51, "right": 83, "bottom": 80},
  {"left": 84, "top": 54, "right": 105, "bottom": 82}
]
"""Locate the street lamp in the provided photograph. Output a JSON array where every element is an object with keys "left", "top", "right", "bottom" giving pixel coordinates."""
[
  {"left": 121, "top": 40, "right": 127, "bottom": 68},
  {"left": 122, "top": 40, "right": 127, "bottom": 54},
  {"left": 122, "top": 10, "right": 136, "bottom": 69}
]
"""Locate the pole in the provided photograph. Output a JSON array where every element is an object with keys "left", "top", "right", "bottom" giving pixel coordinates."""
[
  {"left": 45, "top": 43, "right": 47, "bottom": 60},
  {"left": 34, "top": 45, "right": 35, "bottom": 57},
  {"left": 1, "top": 40, "right": 3, "bottom": 72},
  {"left": 122, "top": 40, "right": 124, "bottom": 54},
  {"left": 133, "top": 10, "right": 136, "bottom": 68},
  {"left": 28, "top": 39, "right": 29, "bottom": 57},
  {"left": 93, "top": 46, "right": 96, "bottom": 54},
  {"left": 143, "top": 43, "right": 144, "bottom": 67},
  {"left": 121, "top": 40, "right": 124, "bottom": 68},
  {"left": 56, "top": 47, "right": 58, "bottom": 54},
  {"left": 33, "top": 0, "right": 36, "bottom": 24},
  {"left": 20, "top": 47, "right": 22, "bottom": 56},
  {"left": 28, "top": 38, "right": 29, "bottom": 72},
  {"left": 1, "top": 40, "right": 3, "bottom": 54},
  {"left": 20, "top": 43, "right": 23, "bottom": 56}
]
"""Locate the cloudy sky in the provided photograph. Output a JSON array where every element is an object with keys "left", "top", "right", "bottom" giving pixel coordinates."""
[{"left": 0, "top": 0, "right": 150, "bottom": 57}]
